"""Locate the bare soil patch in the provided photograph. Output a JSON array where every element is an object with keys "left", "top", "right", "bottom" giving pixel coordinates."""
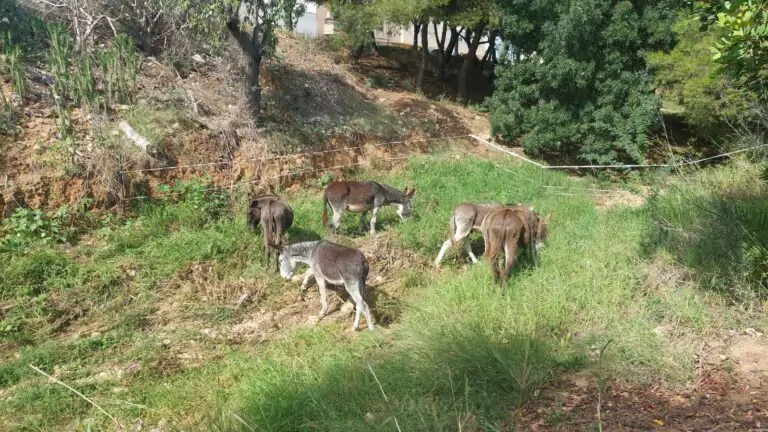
[{"left": 514, "top": 330, "right": 768, "bottom": 431}]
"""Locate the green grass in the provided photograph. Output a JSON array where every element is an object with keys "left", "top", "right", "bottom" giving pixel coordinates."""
[
  {"left": 645, "top": 159, "right": 768, "bottom": 302},
  {"left": 0, "top": 150, "right": 758, "bottom": 431}
]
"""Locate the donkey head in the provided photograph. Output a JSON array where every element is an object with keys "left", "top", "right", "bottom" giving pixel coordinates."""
[
  {"left": 268, "top": 242, "right": 295, "bottom": 280},
  {"left": 396, "top": 187, "right": 417, "bottom": 220},
  {"left": 535, "top": 213, "right": 551, "bottom": 249},
  {"left": 247, "top": 200, "right": 262, "bottom": 229}
]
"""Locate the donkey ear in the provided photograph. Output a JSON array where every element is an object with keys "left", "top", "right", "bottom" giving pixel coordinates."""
[
  {"left": 406, "top": 187, "right": 416, "bottom": 198},
  {"left": 543, "top": 213, "right": 551, "bottom": 223},
  {"left": 529, "top": 205, "right": 535, "bottom": 212}
]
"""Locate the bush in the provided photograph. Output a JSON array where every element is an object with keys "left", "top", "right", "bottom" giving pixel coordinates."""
[
  {"left": 647, "top": 18, "right": 757, "bottom": 138},
  {"left": 0, "top": 207, "right": 73, "bottom": 252},
  {"left": 488, "top": 0, "right": 679, "bottom": 164}
]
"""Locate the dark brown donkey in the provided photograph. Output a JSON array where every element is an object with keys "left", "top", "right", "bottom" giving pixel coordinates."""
[
  {"left": 247, "top": 195, "right": 294, "bottom": 272},
  {"left": 481, "top": 206, "right": 550, "bottom": 288},
  {"left": 321, "top": 180, "right": 416, "bottom": 235}
]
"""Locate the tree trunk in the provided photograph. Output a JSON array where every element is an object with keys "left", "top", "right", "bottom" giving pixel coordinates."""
[
  {"left": 445, "top": 26, "right": 460, "bottom": 62},
  {"left": 227, "top": 17, "right": 264, "bottom": 116},
  {"left": 458, "top": 21, "right": 486, "bottom": 104},
  {"left": 480, "top": 30, "right": 498, "bottom": 73},
  {"left": 412, "top": 20, "right": 421, "bottom": 50},
  {"left": 434, "top": 22, "right": 449, "bottom": 82},
  {"left": 369, "top": 31, "right": 380, "bottom": 55},
  {"left": 417, "top": 20, "right": 429, "bottom": 91},
  {"left": 349, "top": 43, "right": 364, "bottom": 62}
]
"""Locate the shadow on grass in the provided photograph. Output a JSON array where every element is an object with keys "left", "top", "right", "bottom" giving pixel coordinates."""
[
  {"left": 642, "top": 167, "right": 768, "bottom": 300},
  {"left": 224, "top": 329, "right": 584, "bottom": 431},
  {"left": 286, "top": 226, "right": 323, "bottom": 243}
]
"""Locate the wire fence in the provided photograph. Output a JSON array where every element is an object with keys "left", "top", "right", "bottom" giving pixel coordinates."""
[
  {"left": 469, "top": 134, "right": 768, "bottom": 170},
  {"left": 118, "top": 133, "right": 766, "bottom": 203}
]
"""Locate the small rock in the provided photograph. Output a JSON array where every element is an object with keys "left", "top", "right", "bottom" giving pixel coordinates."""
[
  {"left": 192, "top": 54, "right": 205, "bottom": 64},
  {"left": 307, "top": 315, "right": 320, "bottom": 326},
  {"left": 340, "top": 301, "right": 355, "bottom": 316},
  {"left": 364, "top": 412, "right": 375, "bottom": 423}
]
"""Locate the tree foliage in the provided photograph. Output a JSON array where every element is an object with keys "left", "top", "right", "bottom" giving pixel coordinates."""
[
  {"left": 488, "top": 0, "right": 680, "bottom": 164},
  {"left": 647, "top": 17, "right": 757, "bottom": 138},
  {"left": 696, "top": 0, "right": 768, "bottom": 101}
]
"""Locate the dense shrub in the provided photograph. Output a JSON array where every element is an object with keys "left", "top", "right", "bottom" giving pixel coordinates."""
[{"left": 488, "top": 0, "right": 679, "bottom": 164}]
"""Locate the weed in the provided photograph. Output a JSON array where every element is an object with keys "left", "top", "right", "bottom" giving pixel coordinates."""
[
  {"left": 1, "top": 35, "right": 26, "bottom": 98},
  {"left": 645, "top": 159, "right": 768, "bottom": 302},
  {"left": 97, "top": 35, "right": 141, "bottom": 107},
  {"left": 0, "top": 206, "right": 72, "bottom": 251}
]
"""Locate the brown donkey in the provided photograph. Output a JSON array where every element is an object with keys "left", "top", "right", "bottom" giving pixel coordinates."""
[
  {"left": 434, "top": 202, "right": 521, "bottom": 267},
  {"left": 321, "top": 180, "right": 416, "bottom": 235},
  {"left": 481, "top": 207, "right": 550, "bottom": 288},
  {"left": 247, "top": 195, "right": 294, "bottom": 273}
]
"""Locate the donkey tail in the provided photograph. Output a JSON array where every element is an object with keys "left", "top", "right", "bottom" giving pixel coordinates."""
[
  {"left": 483, "top": 223, "right": 506, "bottom": 262},
  {"left": 321, "top": 191, "right": 329, "bottom": 227}
]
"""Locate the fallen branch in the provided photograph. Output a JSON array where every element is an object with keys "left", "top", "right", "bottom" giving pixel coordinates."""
[
  {"left": 118, "top": 121, "right": 151, "bottom": 152},
  {"left": 29, "top": 364, "right": 122, "bottom": 429}
]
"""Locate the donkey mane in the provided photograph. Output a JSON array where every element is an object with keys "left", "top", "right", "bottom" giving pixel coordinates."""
[
  {"left": 286, "top": 240, "right": 322, "bottom": 257},
  {"left": 378, "top": 182, "right": 407, "bottom": 202}
]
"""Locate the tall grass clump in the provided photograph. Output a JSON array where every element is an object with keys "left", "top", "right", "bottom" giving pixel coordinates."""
[
  {"left": 47, "top": 25, "right": 140, "bottom": 116},
  {"left": 97, "top": 34, "right": 141, "bottom": 107},
  {"left": 1, "top": 33, "right": 26, "bottom": 98},
  {"left": 646, "top": 159, "right": 768, "bottom": 302}
]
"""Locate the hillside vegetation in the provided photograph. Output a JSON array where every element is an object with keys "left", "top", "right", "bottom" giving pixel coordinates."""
[{"left": 2, "top": 0, "right": 768, "bottom": 431}]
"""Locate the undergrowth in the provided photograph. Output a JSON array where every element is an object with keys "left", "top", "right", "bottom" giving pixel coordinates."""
[
  {"left": 646, "top": 159, "right": 768, "bottom": 303},
  {"left": 0, "top": 151, "right": 759, "bottom": 431}
]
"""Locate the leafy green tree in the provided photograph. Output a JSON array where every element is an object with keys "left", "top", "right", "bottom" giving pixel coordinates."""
[
  {"left": 647, "top": 17, "right": 757, "bottom": 138},
  {"left": 281, "top": 0, "right": 307, "bottom": 31},
  {"left": 488, "top": 0, "right": 680, "bottom": 164},
  {"left": 696, "top": 0, "right": 768, "bottom": 101}
]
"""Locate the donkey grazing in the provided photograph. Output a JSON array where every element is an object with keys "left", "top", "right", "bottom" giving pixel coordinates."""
[
  {"left": 247, "top": 195, "right": 294, "bottom": 273},
  {"left": 321, "top": 180, "right": 416, "bottom": 235},
  {"left": 481, "top": 207, "right": 550, "bottom": 288},
  {"left": 434, "top": 202, "right": 524, "bottom": 267},
  {"left": 270, "top": 240, "right": 374, "bottom": 331}
]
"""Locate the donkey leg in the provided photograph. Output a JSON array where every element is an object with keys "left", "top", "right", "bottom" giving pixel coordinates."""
[
  {"left": 300, "top": 268, "right": 315, "bottom": 291},
  {"left": 369, "top": 206, "right": 380, "bottom": 236},
  {"left": 490, "top": 256, "right": 502, "bottom": 283},
  {"left": 502, "top": 241, "right": 519, "bottom": 290},
  {"left": 434, "top": 238, "right": 453, "bottom": 267},
  {"left": 316, "top": 277, "right": 329, "bottom": 317},
  {"left": 358, "top": 211, "right": 368, "bottom": 233},
  {"left": 264, "top": 241, "right": 271, "bottom": 270},
  {"left": 346, "top": 281, "right": 373, "bottom": 331},
  {"left": 330, "top": 206, "right": 343, "bottom": 231},
  {"left": 464, "top": 239, "right": 479, "bottom": 264}
]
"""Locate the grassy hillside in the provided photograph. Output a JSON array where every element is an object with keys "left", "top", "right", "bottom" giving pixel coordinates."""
[{"left": 3, "top": 141, "right": 765, "bottom": 430}]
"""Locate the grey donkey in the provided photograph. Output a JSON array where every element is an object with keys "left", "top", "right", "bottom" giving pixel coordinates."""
[
  {"left": 321, "top": 180, "right": 416, "bottom": 235},
  {"left": 269, "top": 240, "right": 375, "bottom": 331},
  {"left": 247, "top": 194, "right": 294, "bottom": 273}
]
